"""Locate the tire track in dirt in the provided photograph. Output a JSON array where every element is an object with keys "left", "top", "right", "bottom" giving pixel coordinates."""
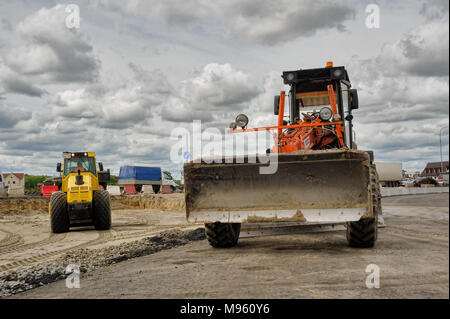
[
  {"left": 385, "top": 225, "right": 449, "bottom": 242},
  {"left": 0, "top": 233, "right": 67, "bottom": 254},
  {"left": 0, "top": 214, "right": 146, "bottom": 255},
  {"left": 0, "top": 206, "right": 190, "bottom": 274},
  {"left": 0, "top": 223, "right": 192, "bottom": 273},
  {"left": 0, "top": 231, "right": 113, "bottom": 273},
  {"left": 387, "top": 231, "right": 449, "bottom": 248},
  {"left": 0, "top": 229, "right": 25, "bottom": 251}
]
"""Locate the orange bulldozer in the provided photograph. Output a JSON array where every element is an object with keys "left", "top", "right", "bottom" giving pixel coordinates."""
[{"left": 184, "top": 62, "right": 381, "bottom": 248}]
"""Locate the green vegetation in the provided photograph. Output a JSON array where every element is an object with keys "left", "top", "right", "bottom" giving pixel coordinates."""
[
  {"left": 163, "top": 171, "right": 173, "bottom": 179},
  {"left": 162, "top": 171, "right": 182, "bottom": 185},
  {"left": 110, "top": 175, "right": 119, "bottom": 186},
  {"left": 25, "top": 175, "right": 50, "bottom": 191}
]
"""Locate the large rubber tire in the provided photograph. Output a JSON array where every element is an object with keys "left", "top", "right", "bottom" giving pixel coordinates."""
[
  {"left": 50, "top": 192, "right": 69, "bottom": 233},
  {"left": 152, "top": 185, "right": 160, "bottom": 194},
  {"left": 93, "top": 190, "right": 111, "bottom": 230},
  {"left": 346, "top": 164, "right": 381, "bottom": 247},
  {"left": 205, "top": 222, "right": 241, "bottom": 248}
]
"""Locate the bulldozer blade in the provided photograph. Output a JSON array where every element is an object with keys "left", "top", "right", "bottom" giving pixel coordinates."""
[
  {"left": 184, "top": 149, "right": 373, "bottom": 224},
  {"left": 240, "top": 222, "right": 346, "bottom": 238}
]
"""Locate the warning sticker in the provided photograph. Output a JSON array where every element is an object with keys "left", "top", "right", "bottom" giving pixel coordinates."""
[{"left": 304, "top": 136, "right": 310, "bottom": 148}]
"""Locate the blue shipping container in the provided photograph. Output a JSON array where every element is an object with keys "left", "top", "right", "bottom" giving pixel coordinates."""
[{"left": 118, "top": 166, "right": 162, "bottom": 181}]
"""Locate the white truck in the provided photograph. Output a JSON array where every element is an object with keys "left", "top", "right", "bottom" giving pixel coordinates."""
[
  {"left": 375, "top": 162, "right": 403, "bottom": 187},
  {"left": 118, "top": 165, "right": 178, "bottom": 193}
]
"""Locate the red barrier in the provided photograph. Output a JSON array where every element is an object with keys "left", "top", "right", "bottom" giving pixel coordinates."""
[
  {"left": 41, "top": 185, "right": 59, "bottom": 197},
  {"left": 123, "top": 184, "right": 136, "bottom": 195},
  {"left": 160, "top": 185, "right": 173, "bottom": 194}
]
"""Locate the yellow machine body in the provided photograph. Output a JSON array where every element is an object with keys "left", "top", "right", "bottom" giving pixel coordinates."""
[{"left": 62, "top": 152, "right": 99, "bottom": 205}]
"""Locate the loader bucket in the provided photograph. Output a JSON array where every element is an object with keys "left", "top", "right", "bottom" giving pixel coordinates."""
[{"left": 184, "top": 149, "right": 373, "bottom": 224}]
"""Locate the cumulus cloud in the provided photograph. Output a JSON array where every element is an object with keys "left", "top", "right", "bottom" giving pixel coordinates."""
[
  {"left": 0, "top": 18, "right": 12, "bottom": 32},
  {"left": 90, "top": 0, "right": 355, "bottom": 45},
  {"left": 0, "top": 102, "right": 32, "bottom": 128},
  {"left": 348, "top": 51, "right": 448, "bottom": 169},
  {"left": 420, "top": 0, "right": 449, "bottom": 20},
  {"left": 0, "top": 60, "right": 46, "bottom": 97},
  {"left": 5, "top": 4, "right": 100, "bottom": 83},
  {"left": 0, "top": 61, "right": 265, "bottom": 174},
  {"left": 351, "top": 58, "right": 448, "bottom": 110},
  {"left": 0, "top": 1, "right": 448, "bottom": 175},
  {"left": 1, "top": 76, "right": 46, "bottom": 97},
  {"left": 378, "top": 20, "right": 449, "bottom": 77},
  {"left": 158, "top": 63, "right": 262, "bottom": 127},
  {"left": 49, "top": 62, "right": 259, "bottom": 128},
  {"left": 51, "top": 65, "right": 172, "bottom": 129},
  {"left": 180, "top": 63, "right": 260, "bottom": 109},
  {"left": 229, "top": 0, "right": 354, "bottom": 44},
  {"left": 161, "top": 97, "right": 214, "bottom": 123}
]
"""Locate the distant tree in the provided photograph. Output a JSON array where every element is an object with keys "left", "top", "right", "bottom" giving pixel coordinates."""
[
  {"left": 25, "top": 175, "right": 50, "bottom": 190},
  {"left": 109, "top": 175, "right": 119, "bottom": 186},
  {"left": 163, "top": 171, "right": 173, "bottom": 179}
]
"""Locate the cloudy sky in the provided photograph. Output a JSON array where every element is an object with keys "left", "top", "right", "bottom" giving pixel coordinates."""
[{"left": 0, "top": 0, "right": 448, "bottom": 177}]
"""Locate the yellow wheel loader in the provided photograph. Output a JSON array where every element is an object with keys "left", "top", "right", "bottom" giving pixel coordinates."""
[{"left": 49, "top": 152, "right": 111, "bottom": 233}]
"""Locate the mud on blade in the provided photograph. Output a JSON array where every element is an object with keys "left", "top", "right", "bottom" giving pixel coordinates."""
[{"left": 184, "top": 149, "right": 373, "bottom": 224}]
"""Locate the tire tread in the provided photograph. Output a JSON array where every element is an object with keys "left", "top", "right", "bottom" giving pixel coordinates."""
[
  {"left": 93, "top": 190, "right": 111, "bottom": 230},
  {"left": 205, "top": 222, "right": 241, "bottom": 248},
  {"left": 50, "top": 192, "right": 69, "bottom": 233},
  {"left": 346, "top": 164, "right": 380, "bottom": 247}
]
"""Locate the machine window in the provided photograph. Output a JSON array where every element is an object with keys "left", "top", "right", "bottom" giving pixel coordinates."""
[{"left": 64, "top": 157, "right": 96, "bottom": 177}]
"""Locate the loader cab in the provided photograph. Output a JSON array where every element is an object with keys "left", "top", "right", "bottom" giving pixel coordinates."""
[
  {"left": 279, "top": 63, "right": 359, "bottom": 148},
  {"left": 63, "top": 154, "right": 97, "bottom": 177},
  {"left": 58, "top": 152, "right": 100, "bottom": 193}
]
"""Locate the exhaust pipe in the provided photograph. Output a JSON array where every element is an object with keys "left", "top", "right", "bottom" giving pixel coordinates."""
[{"left": 75, "top": 169, "right": 84, "bottom": 185}]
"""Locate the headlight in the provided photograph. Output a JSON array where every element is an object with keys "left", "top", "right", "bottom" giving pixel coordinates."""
[
  {"left": 229, "top": 122, "right": 237, "bottom": 129},
  {"left": 333, "top": 69, "right": 343, "bottom": 78},
  {"left": 332, "top": 114, "right": 341, "bottom": 121},
  {"left": 319, "top": 107, "right": 332, "bottom": 121},
  {"left": 286, "top": 73, "right": 295, "bottom": 81},
  {"left": 235, "top": 114, "right": 249, "bottom": 128}
]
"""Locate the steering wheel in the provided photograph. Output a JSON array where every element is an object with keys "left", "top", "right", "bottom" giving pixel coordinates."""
[{"left": 74, "top": 167, "right": 85, "bottom": 172}]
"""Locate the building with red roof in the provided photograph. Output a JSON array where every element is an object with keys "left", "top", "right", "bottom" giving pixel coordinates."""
[
  {"left": 1, "top": 173, "right": 25, "bottom": 189},
  {"left": 420, "top": 161, "right": 449, "bottom": 177}
]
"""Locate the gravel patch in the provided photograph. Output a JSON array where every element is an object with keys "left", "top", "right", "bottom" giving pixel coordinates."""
[{"left": 0, "top": 228, "right": 205, "bottom": 297}]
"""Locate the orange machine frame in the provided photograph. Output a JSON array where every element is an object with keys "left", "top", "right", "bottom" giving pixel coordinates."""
[{"left": 229, "top": 84, "right": 345, "bottom": 153}]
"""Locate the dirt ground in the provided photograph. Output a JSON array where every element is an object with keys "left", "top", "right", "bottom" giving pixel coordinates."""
[
  {"left": 0, "top": 194, "right": 200, "bottom": 295},
  {"left": 3, "top": 193, "right": 447, "bottom": 299},
  {"left": 0, "top": 195, "right": 189, "bottom": 271}
]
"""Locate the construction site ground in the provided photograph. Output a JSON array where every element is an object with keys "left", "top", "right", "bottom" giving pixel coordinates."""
[{"left": 0, "top": 193, "right": 448, "bottom": 299}]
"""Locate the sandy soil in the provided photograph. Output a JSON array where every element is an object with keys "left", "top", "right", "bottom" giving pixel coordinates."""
[
  {"left": 6, "top": 193, "right": 448, "bottom": 299},
  {"left": 0, "top": 194, "right": 198, "bottom": 296}
]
